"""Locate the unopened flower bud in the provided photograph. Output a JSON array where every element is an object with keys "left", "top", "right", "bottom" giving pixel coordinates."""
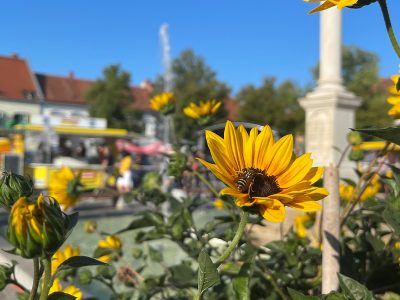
[
  {"left": 349, "top": 148, "right": 364, "bottom": 161},
  {"left": 167, "top": 152, "right": 188, "bottom": 178},
  {"left": 84, "top": 220, "right": 97, "bottom": 233},
  {"left": 7, "top": 195, "right": 75, "bottom": 258},
  {"left": 78, "top": 268, "right": 92, "bottom": 285},
  {"left": 0, "top": 172, "right": 33, "bottom": 211},
  {"left": 347, "top": 132, "right": 363, "bottom": 146}
]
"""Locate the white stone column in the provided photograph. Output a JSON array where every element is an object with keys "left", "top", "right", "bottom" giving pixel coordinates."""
[{"left": 299, "top": 9, "right": 361, "bottom": 180}]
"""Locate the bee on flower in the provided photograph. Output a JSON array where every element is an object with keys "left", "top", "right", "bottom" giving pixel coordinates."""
[
  {"left": 183, "top": 99, "right": 222, "bottom": 126},
  {"left": 150, "top": 92, "right": 175, "bottom": 115},
  {"left": 197, "top": 121, "right": 328, "bottom": 222}
]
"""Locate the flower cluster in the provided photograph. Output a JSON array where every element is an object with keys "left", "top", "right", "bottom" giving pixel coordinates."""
[
  {"left": 198, "top": 121, "right": 328, "bottom": 222},
  {"left": 339, "top": 175, "right": 381, "bottom": 202}
]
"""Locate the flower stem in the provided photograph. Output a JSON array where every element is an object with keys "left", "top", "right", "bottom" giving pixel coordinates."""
[
  {"left": 192, "top": 170, "right": 220, "bottom": 198},
  {"left": 39, "top": 258, "right": 52, "bottom": 300},
  {"left": 28, "top": 258, "right": 40, "bottom": 300},
  {"left": 378, "top": 0, "right": 400, "bottom": 58},
  {"left": 214, "top": 211, "right": 249, "bottom": 267}
]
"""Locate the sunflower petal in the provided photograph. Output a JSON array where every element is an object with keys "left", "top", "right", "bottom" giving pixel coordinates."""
[
  {"left": 260, "top": 200, "right": 285, "bottom": 222},
  {"left": 254, "top": 125, "right": 274, "bottom": 169},
  {"left": 277, "top": 153, "right": 313, "bottom": 188},
  {"left": 303, "top": 167, "right": 324, "bottom": 184},
  {"left": 244, "top": 128, "right": 258, "bottom": 168},
  {"left": 206, "top": 130, "right": 234, "bottom": 174},
  {"left": 197, "top": 158, "right": 234, "bottom": 187},
  {"left": 266, "top": 135, "right": 294, "bottom": 176},
  {"left": 224, "top": 121, "right": 245, "bottom": 170}
]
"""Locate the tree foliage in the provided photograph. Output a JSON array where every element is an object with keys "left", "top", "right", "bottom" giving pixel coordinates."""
[
  {"left": 86, "top": 65, "right": 142, "bottom": 130},
  {"left": 236, "top": 78, "right": 304, "bottom": 134},
  {"left": 154, "top": 49, "right": 230, "bottom": 140}
]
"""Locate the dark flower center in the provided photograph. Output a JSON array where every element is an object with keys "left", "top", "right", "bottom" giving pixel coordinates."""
[{"left": 235, "top": 168, "right": 281, "bottom": 198}]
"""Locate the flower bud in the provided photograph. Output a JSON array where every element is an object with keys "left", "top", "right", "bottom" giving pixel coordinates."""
[
  {"left": 84, "top": 220, "right": 97, "bottom": 234},
  {"left": 347, "top": 132, "right": 363, "bottom": 146},
  {"left": 77, "top": 268, "right": 92, "bottom": 285},
  {"left": 167, "top": 152, "right": 188, "bottom": 178},
  {"left": 348, "top": 148, "right": 364, "bottom": 161},
  {"left": 0, "top": 172, "right": 33, "bottom": 211},
  {"left": 7, "top": 195, "right": 76, "bottom": 258}
]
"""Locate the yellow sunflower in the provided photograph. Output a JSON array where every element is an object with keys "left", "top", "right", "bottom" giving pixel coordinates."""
[
  {"left": 49, "top": 278, "right": 83, "bottom": 300},
  {"left": 306, "top": 0, "right": 358, "bottom": 14},
  {"left": 339, "top": 177, "right": 381, "bottom": 202},
  {"left": 387, "top": 75, "right": 400, "bottom": 119},
  {"left": 48, "top": 166, "right": 81, "bottom": 209},
  {"left": 98, "top": 235, "right": 122, "bottom": 250},
  {"left": 198, "top": 121, "right": 328, "bottom": 222},
  {"left": 51, "top": 244, "right": 80, "bottom": 275},
  {"left": 183, "top": 99, "right": 221, "bottom": 120},
  {"left": 150, "top": 92, "right": 175, "bottom": 114},
  {"left": 294, "top": 214, "right": 312, "bottom": 238}
]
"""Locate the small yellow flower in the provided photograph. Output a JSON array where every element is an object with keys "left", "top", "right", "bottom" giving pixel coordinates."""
[
  {"left": 213, "top": 199, "right": 225, "bottom": 209},
  {"left": 183, "top": 99, "right": 221, "bottom": 120},
  {"left": 294, "top": 214, "right": 312, "bottom": 238},
  {"left": 150, "top": 92, "right": 175, "bottom": 114},
  {"left": 49, "top": 278, "right": 83, "bottom": 300},
  {"left": 387, "top": 75, "right": 400, "bottom": 119},
  {"left": 98, "top": 235, "right": 122, "bottom": 250},
  {"left": 198, "top": 121, "right": 328, "bottom": 222},
  {"left": 306, "top": 0, "right": 358, "bottom": 14},
  {"left": 51, "top": 244, "right": 80, "bottom": 275},
  {"left": 48, "top": 166, "right": 82, "bottom": 209}
]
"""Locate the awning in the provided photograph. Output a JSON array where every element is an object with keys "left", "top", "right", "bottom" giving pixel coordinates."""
[{"left": 15, "top": 124, "right": 129, "bottom": 137}]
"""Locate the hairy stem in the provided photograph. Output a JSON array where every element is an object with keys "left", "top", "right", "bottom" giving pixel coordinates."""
[
  {"left": 214, "top": 210, "right": 249, "bottom": 267},
  {"left": 28, "top": 258, "right": 40, "bottom": 300},
  {"left": 39, "top": 258, "right": 52, "bottom": 300}
]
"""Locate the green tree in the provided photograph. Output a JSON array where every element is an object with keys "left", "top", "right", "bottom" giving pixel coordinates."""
[
  {"left": 86, "top": 65, "right": 139, "bottom": 129},
  {"left": 237, "top": 78, "right": 304, "bottom": 134},
  {"left": 313, "top": 46, "right": 392, "bottom": 128},
  {"left": 154, "top": 49, "right": 230, "bottom": 140}
]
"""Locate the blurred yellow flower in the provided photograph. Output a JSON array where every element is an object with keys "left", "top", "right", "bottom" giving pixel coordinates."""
[
  {"left": 387, "top": 75, "right": 400, "bottom": 119},
  {"left": 198, "top": 121, "right": 328, "bottom": 222},
  {"left": 49, "top": 278, "right": 83, "bottom": 300},
  {"left": 98, "top": 235, "right": 122, "bottom": 250},
  {"left": 183, "top": 99, "right": 221, "bottom": 120},
  {"left": 150, "top": 92, "right": 175, "bottom": 114},
  {"left": 97, "top": 255, "right": 111, "bottom": 263},
  {"left": 294, "top": 214, "right": 311, "bottom": 238},
  {"left": 51, "top": 244, "right": 80, "bottom": 275},
  {"left": 48, "top": 166, "right": 81, "bottom": 209},
  {"left": 306, "top": 0, "right": 358, "bottom": 14},
  {"left": 340, "top": 178, "right": 381, "bottom": 202},
  {"left": 213, "top": 199, "right": 225, "bottom": 209}
]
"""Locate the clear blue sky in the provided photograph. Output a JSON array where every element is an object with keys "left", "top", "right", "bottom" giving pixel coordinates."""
[{"left": 1, "top": 0, "right": 399, "bottom": 94}]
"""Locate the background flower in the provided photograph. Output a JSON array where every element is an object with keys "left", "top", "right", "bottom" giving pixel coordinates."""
[
  {"left": 48, "top": 167, "right": 82, "bottom": 209},
  {"left": 49, "top": 278, "right": 83, "bottom": 300},
  {"left": 150, "top": 92, "right": 175, "bottom": 115},
  {"left": 51, "top": 244, "right": 80, "bottom": 274}
]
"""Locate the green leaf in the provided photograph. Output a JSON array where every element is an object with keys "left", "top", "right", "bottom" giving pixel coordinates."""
[
  {"left": 47, "top": 292, "right": 77, "bottom": 300},
  {"left": 338, "top": 273, "right": 375, "bottom": 300},
  {"left": 383, "top": 208, "right": 400, "bottom": 235},
  {"left": 323, "top": 291, "right": 346, "bottom": 300},
  {"left": 287, "top": 288, "right": 319, "bottom": 299},
  {"left": 115, "top": 212, "right": 164, "bottom": 234},
  {"left": 352, "top": 127, "right": 400, "bottom": 145},
  {"left": 197, "top": 250, "right": 220, "bottom": 296},
  {"left": 56, "top": 256, "right": 107, "bottom": 273},
  {"left": 232, "top": 262, "right": 252, "bottom": 300},
  {"left": 365, "top": 233, "right": 385, "bottom": 252}
]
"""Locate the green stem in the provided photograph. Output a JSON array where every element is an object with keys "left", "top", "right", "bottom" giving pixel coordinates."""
[
  {"left": 192, "top": 170, "right": 220, "bottom": 198},
  {"left": 39, "top": 258, "right": 52, "bottom": 300},
  {"left": 28, "top": 258, "right": 40, "bottom": 300},
  {"left": 378, "top": 0, "right": 400, "bottom": 58},
  {"left": 214, "top": 211, "right": 249, "bottom": 267}
]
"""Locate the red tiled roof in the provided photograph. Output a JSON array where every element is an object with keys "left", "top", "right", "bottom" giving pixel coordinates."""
[
  {"left": 0, "top": 55, "right": 38, "bottom": 101},
  {"left": 36, "top": 73, "right": 153, "bottom": 110}
]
